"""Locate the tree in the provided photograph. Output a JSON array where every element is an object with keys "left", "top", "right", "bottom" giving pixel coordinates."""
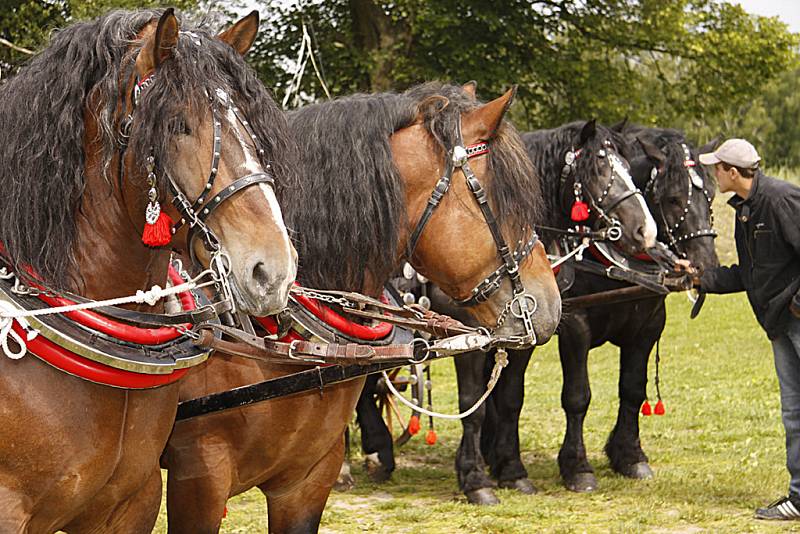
[
  {"left": 251, "top": 0, "right": 797, "bottom": 136},
  {"left": 1, "top": 0, "right": 201, "bottom": 77}
]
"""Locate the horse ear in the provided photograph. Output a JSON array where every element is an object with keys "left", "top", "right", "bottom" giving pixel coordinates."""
[
  {"left": 462, "top": 81, "right": 478, "bottom": 100},
  {"left": 578, "top": 119, "right": 596, "bottom": 146},
  {"left": 637, "top": 137, "right": 666, "bottom": 166},
  {"left": 138, "top": 9, "right": 180, "bottom": 74},
  {"left": 462, "top": 86, "right": 516, "bottom": 140},
  {"left": 610, "top": 117, "right": 628, "bottom": 133},
  {"left": 218, "top": 10, "right": 260, "bottom": 56},
  {"left": 697, "top": 136, "right": 720, "bottom": 156}
]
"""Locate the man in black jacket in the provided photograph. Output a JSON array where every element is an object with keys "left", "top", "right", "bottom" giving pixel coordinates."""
[{"left": 698, "top": 138, "right": 800, "bottom": 520}]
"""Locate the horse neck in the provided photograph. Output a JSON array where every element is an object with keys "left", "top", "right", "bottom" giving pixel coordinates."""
[{"left": 71, "top": 125, "right": 170, "bottom": 302}]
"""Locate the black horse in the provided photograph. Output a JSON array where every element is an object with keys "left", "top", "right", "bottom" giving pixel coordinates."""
[
  {"left": 354, "top": 120, "right": 660, "bottom": 501},
  {"left": 470, "top": 125, "right": 719, "bottom": 500}
]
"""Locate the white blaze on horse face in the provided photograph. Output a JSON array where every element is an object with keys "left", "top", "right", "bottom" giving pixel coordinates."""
[
  {"left": 609, "top": 153, "right": 657, "bottom": 246},
  {"left": 221, "top": 96, "right": 296, "bottom": 295}
]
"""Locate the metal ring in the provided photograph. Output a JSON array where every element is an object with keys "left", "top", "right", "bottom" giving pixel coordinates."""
[
  {"left": 509, "top": 293, "right": 538, "bottom": 319},
  {"left": 606, "top": 225, "right": 623, "bottom": 242},
  {"left": 408, "top": 337, "right": 432, "bottom": 365}
]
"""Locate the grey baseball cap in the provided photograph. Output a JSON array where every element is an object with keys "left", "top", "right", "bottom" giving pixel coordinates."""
[{"left": 698, "top": 138, "right": 760, "bottom": 169}]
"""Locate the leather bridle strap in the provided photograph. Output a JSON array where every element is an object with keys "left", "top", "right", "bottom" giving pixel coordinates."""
[
  {"left": 456, "top": 151, "right": 528, "bottom": 306},
  {"left": 406, "top": 159, "right": 454, "bottom": 258},
  {"left": 169, "top": 172, "right": 275, "bottom": 263}
]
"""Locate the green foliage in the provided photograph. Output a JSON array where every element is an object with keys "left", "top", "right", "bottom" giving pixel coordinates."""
[
  {"left": 0, "top": 1, "right": 68, "bottom": 71},
  {"left": 252, "top": 0, "right": 797, "bottom": 138},
  {"left": 0, "top": 0, "right": 201, "bottom": 76}
]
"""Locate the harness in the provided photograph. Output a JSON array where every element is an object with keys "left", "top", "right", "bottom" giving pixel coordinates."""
[
  {"left": 405, "top": 120, "right": 538, "bottom": 345},
  {"left": 558, "top": 140, "right": 645, "bottom": 240},
  {"left": 0, "top": 59, "right": 280, "bottom": 386},
  {"left": 644, "top": 143, "right": 716, "bottom": 255}
]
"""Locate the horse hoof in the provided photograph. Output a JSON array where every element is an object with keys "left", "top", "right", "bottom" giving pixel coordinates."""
[
  {"left": 498, "top": 477, "right": 537, "bottom": 495},
  {"left": 466, "top": 488, "right": 500, "bottom": 506},
  {"left": 620, "top": 462, "right": 653, "bottom": 480},
  {"left": 333, "top": 463, "right": 355, "bottom": 492},
  {"left": 564, "top": 472, "right": 597, "bottom": 493},
  {"left": 364, "top": 453, "right": 392, "bottom": 483}
]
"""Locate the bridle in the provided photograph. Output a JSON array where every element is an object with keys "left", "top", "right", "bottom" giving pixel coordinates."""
[
  {"left": 405, "top": 119, "right": 539, "bottom": 345},
  {"left": 644, "top": 143, "right": 716, "bottom": 256},
  {"left": 118, "top": 70, "right": 275, "bottom": 313},
  {"left": 560, "top": 139, "right": 645, "bottom": 241}
]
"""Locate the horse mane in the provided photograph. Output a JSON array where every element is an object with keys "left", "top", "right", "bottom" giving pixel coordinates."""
[
  {"left": 623, "top": 125, "right": 717, "bottom": 202},
  {"left": 522, "top": 121, "right": 630, "bottom": 226},
  {"left": 281, "top": 81, "right": 542, "bottom": 292},
  {"left": 0, "top": 9, "right": 295, "bottom": 289}
]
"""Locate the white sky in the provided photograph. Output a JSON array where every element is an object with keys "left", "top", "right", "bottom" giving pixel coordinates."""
[{"left": 727, "top": 0, "right": 800, "bottom": 32}]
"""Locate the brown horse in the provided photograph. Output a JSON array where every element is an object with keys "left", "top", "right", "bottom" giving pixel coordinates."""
[
  {"left": 162, "top": 82, "right": 561, "bottom": 533},
  {"left": 0, "top": 9, "right": 295, "bottom": 532}
]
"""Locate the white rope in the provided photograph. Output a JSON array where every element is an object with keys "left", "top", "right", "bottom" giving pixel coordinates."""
[
  {"left": 549, "top": 241, "right": 589, "bottom": 270},
  {"left": 381, "top": 348, "right": 508, "bottom": 420},
  {"left": 0, "top": 301, "right": 37, "bottom": 360},
  {"left": 0, "top": 268, "right": 216, "bottom": 359},
  {"left": 0, "top": 278, "right": 211, "bottom": 319},
  {"left": 303, "top": 23, "right": 331, "bottom": 100}
]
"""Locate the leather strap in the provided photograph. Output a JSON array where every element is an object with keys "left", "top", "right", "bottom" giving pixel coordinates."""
[{"left": 195, "top": 324, "right": 414, "bottom": 365}]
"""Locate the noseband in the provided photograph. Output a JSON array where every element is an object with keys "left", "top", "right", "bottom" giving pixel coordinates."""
[
  {"left": 561, "top": 140, "right": 643, "bottom": 240},
  {"left": 405, "top": 121, "right": 539, "bottom": 344},
  {"left": 645, "top": 143, "right": 716, "bottom": 255}
]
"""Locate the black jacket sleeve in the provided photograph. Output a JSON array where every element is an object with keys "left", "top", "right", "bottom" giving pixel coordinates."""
[
  {"left": 776, "top": 192, "right": 800, "bottom": 303},
  {"left": 700, "top": 264, "right": 744, "bottom": 294}
]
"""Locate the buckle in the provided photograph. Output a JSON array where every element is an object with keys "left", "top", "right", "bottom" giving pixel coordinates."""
[{"left": 287, "top": 339, "right": 326, "bottom": 364}]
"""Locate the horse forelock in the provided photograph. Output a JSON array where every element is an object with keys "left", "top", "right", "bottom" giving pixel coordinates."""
[
  {"left": 406, "top": 82, "right": 544, "bottom": 245},
  {"left": 0, "top": 9, "right": 295, "bottom": 290}
]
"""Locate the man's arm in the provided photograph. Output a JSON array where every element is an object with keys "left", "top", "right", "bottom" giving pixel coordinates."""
[{"left": 699, "top": 264, "right": 745, "bottom": 294}]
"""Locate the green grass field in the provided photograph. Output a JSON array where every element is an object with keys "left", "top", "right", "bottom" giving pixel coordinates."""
[{"left": 154, "top": 179, "right": 800, "bottom": 533}]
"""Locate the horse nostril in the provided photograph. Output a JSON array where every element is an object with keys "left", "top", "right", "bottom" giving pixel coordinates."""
[{"left": 252, "top": 261, "right": 270, "bottom": 291}]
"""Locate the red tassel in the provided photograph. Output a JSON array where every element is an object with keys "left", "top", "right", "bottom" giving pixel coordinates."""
[
  {"left": 570, "top": 200, "right": 589, "bottom": 222},
  {"left": 654, "top": 399, "right": 665, "bottom": 415},
  {"left": 407, "top": 415, "right": 420, "bottom": 436},
  {"left": 425, "top": 429, "right": 437, "bottom": 445},
  {"left": 641, "top": 400, "right": 652, "bottom": 416},
  {"left": 222, "top": 505, "right": 228, "bottom": 519},
  {"left": 142, "top": 211, "right": 174, "bottom": 247}
]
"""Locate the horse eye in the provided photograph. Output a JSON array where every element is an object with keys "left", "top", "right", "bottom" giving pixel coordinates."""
[
  {"left": 172, "top": 117, "right": 192, "bottom": 136},
  {"left": 668, "top": 196, "right": 682, "bottom": 207}
]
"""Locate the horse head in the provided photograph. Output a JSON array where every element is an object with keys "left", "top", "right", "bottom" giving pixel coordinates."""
[
  {"left": 108, "top": 10, "right": 297, "bottom": 315},
  {"left": 629, "top": 130, "right": 720, "bottom": 272},
  {"left": 564, "top": 120, "right": 657, "bottom": 255},
  {"left": 393, "top": 84, "right": 561, "bottom": 345}
]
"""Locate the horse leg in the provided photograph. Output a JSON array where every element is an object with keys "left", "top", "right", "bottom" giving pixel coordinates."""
[
  {"left": 63, "top": 467, "right": 162, "bottom": 534},
  {"left": 484, "top": 348, "right": 536, "bottom": 494},
  {"left": 263, "top": 438, "right": 344, "bottom": 534},
  {"left": 333, "top": 428, "right": 355, "bottom": 491},
  {"left": 558, "top": 315, "right": 597, "bottom": 492},
  {"left": 455, "top": 350, "right": 498, "bottom": 505},
  {"left": 356, "top": 374, "right": 394, "bottom": 482},
  {"left": 164, "top": 438, "right": 234, "bottom": 534},
  {"left": 605, "top": 306, "right": 664, "bottom": 479}
]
